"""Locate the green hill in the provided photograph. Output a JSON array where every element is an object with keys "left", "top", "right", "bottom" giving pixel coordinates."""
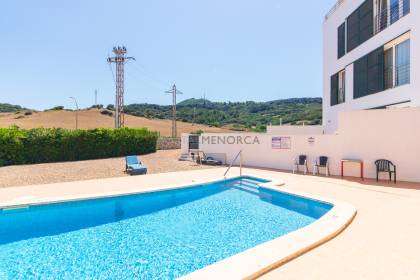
[
  {"left": 125, "top": 97, "right": 322, "bottom": 132},
  {"left": 1, "top": 98, "right": 323, "bottom": 132},
  {"left": 0, "top": 103, "right": 29, "bottom": 113}
]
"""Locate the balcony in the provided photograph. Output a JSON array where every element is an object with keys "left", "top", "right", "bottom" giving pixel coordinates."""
[{"left": 375, "top": 0, "right": 410, "bottom": 35}]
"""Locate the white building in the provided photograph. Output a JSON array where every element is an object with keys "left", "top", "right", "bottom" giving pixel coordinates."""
[
  {"left": 323, "top": 0, "right": 417, "bottom": 133},
  {"left": 181, "top": 0, "right": 420, "bottom": 182}
]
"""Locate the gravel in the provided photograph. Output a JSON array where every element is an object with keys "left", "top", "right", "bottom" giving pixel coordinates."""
[{"left": 0, "top": 150, "right": 218, "bottom": 188}]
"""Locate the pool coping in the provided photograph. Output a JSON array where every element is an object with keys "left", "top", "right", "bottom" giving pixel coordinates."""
[
  {"left": 0, "top": 170, "right": 356, "bottom": 280},
  {"left": 180, "top": 181, "right": 356, "bottom": 280}
]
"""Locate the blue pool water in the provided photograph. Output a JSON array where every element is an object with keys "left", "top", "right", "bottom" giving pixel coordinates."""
[{"left": 0, "top": 176, "right": 332, "bottom": 279}]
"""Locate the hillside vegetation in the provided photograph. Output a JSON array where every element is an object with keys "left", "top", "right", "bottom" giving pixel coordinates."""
[
  {"left": 0, "top": 97, "right": 322, "bottom": 133},
  {"left": 0, "top": 103, "right": 29, "bottom": 113},
  {"left": 125, "top": 97, "right": 322, "bottom": 131}
]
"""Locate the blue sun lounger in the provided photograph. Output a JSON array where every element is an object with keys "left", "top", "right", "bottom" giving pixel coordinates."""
[{"left": 125, "top": 156, "right": 147, "bottom": 175}]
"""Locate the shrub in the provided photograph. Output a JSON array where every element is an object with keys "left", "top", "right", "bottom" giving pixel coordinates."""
[
  {"left": 100, "top": 110, "right": 113, "bottom": 117},
  {"left": 24, "top": 111, "right": 33, "bottom": 116},
  {"left": 45, "top": 106, "right": 64, "bottom": 111},
  {"left": 190, "top": 129, "right": 204, "bottom": 135},
  {"left": 0, "top": 127, "right": 158, "bottom": 166}
]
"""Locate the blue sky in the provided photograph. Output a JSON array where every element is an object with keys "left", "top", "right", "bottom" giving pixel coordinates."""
[{"left": 0, "top": 0, "right": 336, "bottom": 110}]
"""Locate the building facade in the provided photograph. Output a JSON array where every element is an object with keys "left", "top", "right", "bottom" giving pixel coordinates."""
[{"left": 323, "top": 0, "right": 417, "bottom": 133}]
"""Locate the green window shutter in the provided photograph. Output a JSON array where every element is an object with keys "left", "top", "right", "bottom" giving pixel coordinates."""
[
  {"left": 367, "top": 47, "right": 385, "bottom": 94},
  {"left": 346, "top": 0, "right": 374, "bottom": 53},
  {"left": 354, "top": 47, "right": 384, "bottom": 99},
  {"left": 347, "top": 9, "right": 360, "bottom": 52},
  {"left": 331, "top": 73, "right": 339, "bottom": 106},
  {"left": 338, "top": 23, "right": 346, "bottom": 59},
  {"left": 359, "top": 0, "right": 374, "bottom": 44},
  {"left": 354, "top": 56, "right": 368, "bottom": 98}
]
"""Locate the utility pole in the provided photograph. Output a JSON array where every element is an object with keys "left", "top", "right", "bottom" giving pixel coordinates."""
[
  {"left": 95, "top": 89, "right": 98, "bottom": 107},
  {"left": 192, "top": 107, "right": 196, "bottom": 126},
  {"left": 107, "top": 46, "right": 135, "bottom": 128},
  {"left": 165, "top": 84, "right": 183, "bottom": 137},
  {"left": 69, "top": 97, "right": 79, "bottom": 130}
]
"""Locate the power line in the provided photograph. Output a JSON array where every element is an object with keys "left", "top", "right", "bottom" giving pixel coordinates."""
[
  {"left": 124, "top": 67, "right": 166, "bottom": 92},
  {"left": 128, "top": 62, "right": 171, "bottom": 89},
  {"left": 108, "top": 60, "right": 116, "bottom": 85}
]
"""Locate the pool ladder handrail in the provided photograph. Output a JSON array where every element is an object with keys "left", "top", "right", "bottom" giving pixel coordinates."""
[{"left": 224, "top": 150, "right": 243, "bottom": 178}]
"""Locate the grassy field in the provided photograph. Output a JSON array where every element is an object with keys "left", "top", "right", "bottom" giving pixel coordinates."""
[{"left": 0, "top": 109, "right": 230, "bottom": 137}]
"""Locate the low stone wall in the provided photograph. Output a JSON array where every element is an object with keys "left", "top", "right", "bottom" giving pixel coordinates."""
[{"left": 157, "top": 137, "right": 181, "bottom": 150}]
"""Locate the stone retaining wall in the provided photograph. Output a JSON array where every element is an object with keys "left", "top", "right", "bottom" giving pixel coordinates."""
[{"left": 157, "top": 137, "right": 181, "bottom": 150}]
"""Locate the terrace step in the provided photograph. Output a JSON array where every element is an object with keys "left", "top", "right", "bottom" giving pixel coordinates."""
[{"left": 179, "top": 154, "right": 194, "bottom": 161}]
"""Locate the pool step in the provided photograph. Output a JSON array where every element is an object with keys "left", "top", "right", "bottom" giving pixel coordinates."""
[
  {"left": 231, "top": 181, "right": 260, "bottom": 195},
  {"left": 241, "top": 178, "right": 264, "bottom": 185}
]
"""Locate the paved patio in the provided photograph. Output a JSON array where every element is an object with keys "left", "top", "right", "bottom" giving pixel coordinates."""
[
  {"left": 0, "top": 167, "right": 419, "bottom": 279},
  {"left": 258, "top": 170, "right": 420, "bottom": 280}
]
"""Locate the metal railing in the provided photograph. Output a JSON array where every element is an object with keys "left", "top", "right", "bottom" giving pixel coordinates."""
[
  {"left": 338, "top": 88, "right": 345, "bottom": 104},
  {"left": 325, "top": 0, "right": 345, "bottom": 21},
  {"left": 224, "top": 150, "right": 243, "bottom": 178},
  {"left": 395, "top": 63, "right": 411, "bottom": 86},
  {"left": 375, "top": 0, "right": 410, "bottom": 35},
  {"left": 384, "top": 63, "right": 410, "bottom": 89}
]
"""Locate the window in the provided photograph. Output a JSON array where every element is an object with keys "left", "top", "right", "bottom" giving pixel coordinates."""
[
  {"left": 384, "top": 33, "right": 410, "bottom": 89},
  {"left": 390, "top": 0, "right": 400, "bottom": 24},
  {"left": 338, "top": 22, "right": 346, "bottom": 59},
  {"left": 375, "top": 0, "right": 388, "bottom": 33},
  {"left": 345, "top": 0, "right": 410, "bottom": 54},
  {"left": 403, "top": 0, "right": 410, "bottom": 16},
  {"left": 338, "top": 70, "right": 346, "bottom": 103},
  {"left": 331, "top": 70, "right": 346, "bottom": 106},
  {"left": 354, "top": 33, "right": 410, "bottom": 99},
  {"left": 188, "top": 135, "right": 199, "bottom": 150},
  {"left": 395, "top": 39, "right": 410, "bottom": 86},
  {"left": 391, "top": 0, "right": 410, "bottom": 24}
]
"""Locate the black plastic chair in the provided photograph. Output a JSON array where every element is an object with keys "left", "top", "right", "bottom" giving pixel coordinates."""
[
  {"left": 313, "top": 156, "right": 330, "bottom": 176},
  {"left": 375, "top": 159, "right": 397, "bottom": 184},
  {"left": 293, "top": 155, "right": 308, "bottom": 174}
]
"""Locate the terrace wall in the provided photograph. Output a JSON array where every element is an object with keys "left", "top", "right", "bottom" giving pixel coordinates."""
[{"left": 182, "top": 108, "right": 420, "bottom": 182}]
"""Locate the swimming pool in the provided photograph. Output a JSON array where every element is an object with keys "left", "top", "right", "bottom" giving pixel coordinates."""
[{"left": 0, "top": 176, "right": 333, "bottom": 279}]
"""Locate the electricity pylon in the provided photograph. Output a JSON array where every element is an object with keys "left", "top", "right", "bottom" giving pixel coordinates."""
[
  {"left": 107, "top": 46, "right": 135, "bottom": 128},
  {"left": 165, "top": 84, "right": 183, "bottom": 137}
]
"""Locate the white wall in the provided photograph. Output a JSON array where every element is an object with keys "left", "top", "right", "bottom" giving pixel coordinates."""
[
  {"left": 181, "top": 133, "right": 190, "bottom": 154},
  {"left": 323, "top": 0, "right": 419, "bottom": 134},
  {"left": 266, "top": 125, "right": 324, "bottom": 135},
  {"left": 185, "top": 108, "right": 420, "bottom": 182}
]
